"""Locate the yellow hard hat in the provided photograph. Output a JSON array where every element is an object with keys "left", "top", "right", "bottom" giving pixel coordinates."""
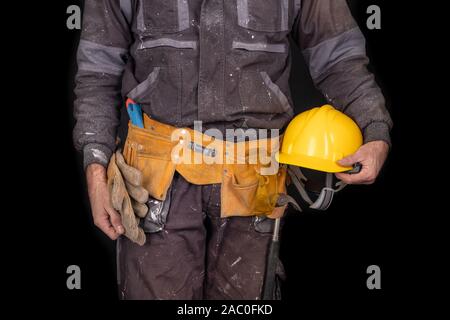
[{"left": 276, "top": 105, "right": 363, "bottom": 173}]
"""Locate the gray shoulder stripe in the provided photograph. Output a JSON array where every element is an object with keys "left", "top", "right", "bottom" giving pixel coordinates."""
[
  {"left": 302, "top": 28, "right": 366, "bottom": 80},
  {"left": 77, "top": 63, "right": 124, "bottom": 76},
  {"left": 77, "top": 40, "right": 128, "bottom": 76},
  {"left": 237, "top": 0, "right": 249, "bottom": 28},
  {"left": 120, "top": 0, "right": 132, "bottom": 25},
  {"left": 177, "top": 0, "right": 190, "bottom": 31},
  {"left": 139, "top": 38, "right": 197, "bottom": 50},
  {"left": 260, "top": 72, "right": 291, "bottom": 111},
  {"left": 232, "top": 41, "right": 286, "bottom": 54},
  {"left": 281, "top": 0, "right": 289, "bottom": 31},
  {"left": 137, "top": 0, "right": 146, "bottom": 32}
]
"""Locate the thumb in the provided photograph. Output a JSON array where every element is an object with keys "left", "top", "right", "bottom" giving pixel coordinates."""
[{"left": 338, "top": 153, "right": 359, "bottom": 167}]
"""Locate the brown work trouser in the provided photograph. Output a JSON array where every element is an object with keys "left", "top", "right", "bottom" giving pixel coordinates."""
[{"left": 117, "top": 173, "right": 283, "bottom": 300}]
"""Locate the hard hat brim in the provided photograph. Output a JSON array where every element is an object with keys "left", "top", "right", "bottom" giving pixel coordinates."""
[{"left": 276, "top": 152, "right": 352, "bottom": 173}]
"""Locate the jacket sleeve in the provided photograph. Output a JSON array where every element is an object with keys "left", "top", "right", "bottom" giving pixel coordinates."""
[
  {"left": 73, "top": 0, "right": 132, "bottom": 169},
  {"left": 292, "top": 0, "right": 393, "bottom": 146}
]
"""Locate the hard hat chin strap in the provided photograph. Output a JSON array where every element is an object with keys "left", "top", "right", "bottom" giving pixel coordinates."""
[{"left": 287, "top": 166, "right": 346, "bottom": 211}]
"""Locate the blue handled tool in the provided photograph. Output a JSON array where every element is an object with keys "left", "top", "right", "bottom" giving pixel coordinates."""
[{"left": 126, "top": 98, "right": 144, "bottom": 128}]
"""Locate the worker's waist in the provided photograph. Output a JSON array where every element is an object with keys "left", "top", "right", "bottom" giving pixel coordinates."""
[
  {"left": 189, "top": 121, "right": 282, "bottom": 142},
  {"left": 123, "top": 114, "right": 286, "bottom": 218},
  {"left": 126, "top": 114, "right": 282, "bottom": 163}
]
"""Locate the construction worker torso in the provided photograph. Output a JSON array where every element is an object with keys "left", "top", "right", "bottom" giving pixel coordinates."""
[
  {"left": 120, "top": 0, "right": 296, "bottom": 130},
  {"left": 75, "top": 0, "right": 392, "bottom": 169}
]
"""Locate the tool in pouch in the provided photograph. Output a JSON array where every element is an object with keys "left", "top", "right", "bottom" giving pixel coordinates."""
[
  {"left": 126, "top": 98, "right": 144, "bottom": 128},
  {"left": 124, "top": 98, "right": 171, "bottom": 234}
]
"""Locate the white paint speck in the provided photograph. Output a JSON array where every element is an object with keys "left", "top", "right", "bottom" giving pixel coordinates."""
[
  {"left": 231, "top": 257, "right": 242, "bottom": 267},
  {"left": 91, "top": 149, "right": 107, "bottom": 163}
]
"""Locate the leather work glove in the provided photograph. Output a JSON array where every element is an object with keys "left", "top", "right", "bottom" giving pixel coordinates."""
[{"left": 107, "top": 150, "right": 149, "bottom": 245}]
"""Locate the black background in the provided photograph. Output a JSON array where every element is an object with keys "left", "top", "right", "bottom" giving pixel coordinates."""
[{"left": 9, "top": 0, "right": 441, "bottom": 315}]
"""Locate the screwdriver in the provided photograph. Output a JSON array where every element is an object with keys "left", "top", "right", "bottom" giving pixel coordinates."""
[{"left": 125, "top": 98, "right": 144, "bottom": 128}]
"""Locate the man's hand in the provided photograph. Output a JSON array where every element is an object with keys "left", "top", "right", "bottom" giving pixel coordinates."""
[
  {"left": 86, "top": 163, "right": 124, "bottom": 239},
  {"left": 335, "top": 141, "right": 389, "bottom": 185}
]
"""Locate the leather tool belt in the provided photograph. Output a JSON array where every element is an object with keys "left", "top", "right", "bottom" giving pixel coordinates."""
[{"left": 123, "top": 114, "right": 287, "bottom": 219}]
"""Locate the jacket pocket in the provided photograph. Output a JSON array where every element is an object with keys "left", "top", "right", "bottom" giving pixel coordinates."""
[
  {"left": 127, "top": 66, "right": 182, "bottom": 124},
  {"left": 137, "top": 0, "right": 190, "bottom": 35},
  {"left": 237, "top": 0, "right": 290, "bottom": 32},
  {"left": 239, "top": 71, "right": 292, "bottom": 115}
]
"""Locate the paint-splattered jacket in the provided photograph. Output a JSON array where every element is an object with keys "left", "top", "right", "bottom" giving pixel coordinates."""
[{"left": 74, "top": 0, "right": 393, "bottom": 168}]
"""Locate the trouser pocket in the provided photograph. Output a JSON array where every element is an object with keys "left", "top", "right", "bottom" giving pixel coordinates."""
[{"left": 141, "top": 185, "right": 172, "bottom": 233}]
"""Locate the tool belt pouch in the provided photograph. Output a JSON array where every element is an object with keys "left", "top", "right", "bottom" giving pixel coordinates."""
[
  {"left": 221, "top": 164, "right": 287, "bottom": 218},
  {"left": 123, "top": 122, "right": 176, "bottom": 201},
  {"left": 123, "top": 117, "right": 287, "bottom": 218}
]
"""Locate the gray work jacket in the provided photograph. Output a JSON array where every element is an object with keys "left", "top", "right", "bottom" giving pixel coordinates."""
[{"left": 74, "top": 0, "right": 393, "bottom": 168}]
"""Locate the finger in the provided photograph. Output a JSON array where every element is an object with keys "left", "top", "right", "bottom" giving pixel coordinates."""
[
  {"left": 120, "top": 198, "right": 140, "bottom": 240},
  {"left": 359, "top": 171, "right": 377, "bottom": 185},
  {"left": 335, "top": 172, "right": 358, "bottom": 184},
  {"left": 101, "top": 224, "right": 120, "bottom": 240},
  {"left": 337, "top": 153, "right": 360, "bottom": 167},
  {"left": 336, "top": 174, "right": 369, "bottom": 185},
  {"left": 126, "top": 181, "right": 149, "bottom": 203},
  {"left": 126, "top": 227, "right": 146, "bottom": 246},
  {"left": 336, "top": 168, "right": 375, "bottom": 185},
  {"left": 132, "top": 200, "right": 148, "bottom": 218},
  {"left": 105, "top": 205, "right": 125, "bottom": 235},
  {"left": 94, "top": 214, "right": 120, "bottom": 240}
]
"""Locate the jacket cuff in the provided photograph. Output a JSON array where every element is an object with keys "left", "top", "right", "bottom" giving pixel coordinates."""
[
  {"left": 83, "top": 143, "right": 113, "bottom": 170},
  {"left": 363, "top": 122, "right": 392, "bottom": 148}
]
